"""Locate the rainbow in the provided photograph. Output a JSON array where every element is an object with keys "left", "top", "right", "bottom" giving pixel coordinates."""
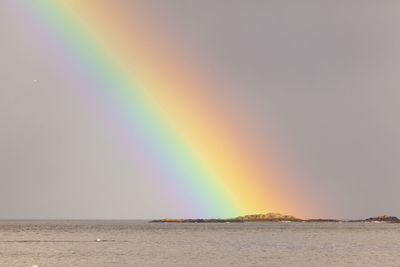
[{"left": 4, "top": 0, "right": 313, "bottom": 218}]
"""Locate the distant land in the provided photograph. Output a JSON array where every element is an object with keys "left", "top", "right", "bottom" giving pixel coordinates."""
[{"left": 150, "top": 213, "right": 400, "bottom": 223}]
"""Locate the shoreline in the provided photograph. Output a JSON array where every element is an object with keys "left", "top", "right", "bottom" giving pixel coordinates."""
[{"left": 150, "top": 215, "right": 400, "bottom": 223}]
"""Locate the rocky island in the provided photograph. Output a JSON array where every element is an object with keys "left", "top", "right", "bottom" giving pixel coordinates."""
[
  {"left": 348, "top": 215, "right": 400, "bottom": 223},
  {"left": 150, "top": 213, "right": 400, "bottom": 223}
]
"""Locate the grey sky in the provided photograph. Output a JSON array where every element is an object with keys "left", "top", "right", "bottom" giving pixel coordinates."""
[{"left": 1, "top": 1, "right": 400, "bottom": 219}]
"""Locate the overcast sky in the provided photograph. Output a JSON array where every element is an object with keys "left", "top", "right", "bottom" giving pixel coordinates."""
[{"left": 1, "top": 1, "right": 400, "bottom": 219}]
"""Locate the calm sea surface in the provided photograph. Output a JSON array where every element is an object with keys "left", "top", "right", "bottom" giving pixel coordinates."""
[{"left": 0, "top": 220, "right": 399, "bottom": 266}]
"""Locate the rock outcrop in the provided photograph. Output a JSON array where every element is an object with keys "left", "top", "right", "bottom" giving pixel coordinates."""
[
  {"left": 364, "top": 215, "right": 400, "bottom": 223},
  {"left": 235, "top": 212, "right": 302, "bottom": 222}
]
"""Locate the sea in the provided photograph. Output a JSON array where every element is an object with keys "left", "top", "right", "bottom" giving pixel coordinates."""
[{"left": 0, "top": 220, "right": 399, "bottom": 266}]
